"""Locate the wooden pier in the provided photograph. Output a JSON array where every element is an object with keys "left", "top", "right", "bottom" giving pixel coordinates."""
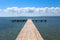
[{"left": 16, "top": 19, "right": 43, "bottom": 40}]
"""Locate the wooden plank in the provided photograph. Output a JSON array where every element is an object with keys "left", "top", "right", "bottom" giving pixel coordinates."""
[{"left": 16, "top": 19, "right": 44, "bottom": 40}]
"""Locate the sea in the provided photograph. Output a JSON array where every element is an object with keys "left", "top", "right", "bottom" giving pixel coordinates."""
[{"left": 0, "top": 16, "right": 60, "bottom": 40}]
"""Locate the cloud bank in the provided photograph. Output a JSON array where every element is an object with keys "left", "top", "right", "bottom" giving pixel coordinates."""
[{"left": 0, "top": 7, "right": 60, "bottom": 17}]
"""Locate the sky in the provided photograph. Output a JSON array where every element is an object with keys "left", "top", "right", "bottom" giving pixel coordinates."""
[{"left": 0, "top": 0, "right": 60, "bottom": 17}]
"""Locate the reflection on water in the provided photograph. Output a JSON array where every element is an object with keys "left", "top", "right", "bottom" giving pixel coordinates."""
[{"left": 0, "top": 17, "right": 60, "bottom": 40}]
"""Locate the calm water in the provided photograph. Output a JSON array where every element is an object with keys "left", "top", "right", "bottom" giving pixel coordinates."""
[{"left": 0, "top": 16, "right": 60, "bottom": 40}]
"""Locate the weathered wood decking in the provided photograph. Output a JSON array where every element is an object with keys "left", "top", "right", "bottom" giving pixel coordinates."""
[{"left": 16, "top": 19, "right": 43, "bottom": 40}]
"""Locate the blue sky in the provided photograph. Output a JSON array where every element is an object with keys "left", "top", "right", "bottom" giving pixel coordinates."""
[
  {"left": 0, "top": 0, "right": 60, "bottom": 17},
  {"left": 0, "top": 0, "right": 60, "bottom": 8}
]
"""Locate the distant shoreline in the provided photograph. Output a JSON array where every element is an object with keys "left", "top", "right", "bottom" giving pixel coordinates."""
[{"left": 0, "top": 16, "right": 60, "bottom": 18}]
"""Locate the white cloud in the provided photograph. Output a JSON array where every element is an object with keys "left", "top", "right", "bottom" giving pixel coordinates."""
[{"left": 0, "top": 7, "right": 60, "bottom": 17}]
